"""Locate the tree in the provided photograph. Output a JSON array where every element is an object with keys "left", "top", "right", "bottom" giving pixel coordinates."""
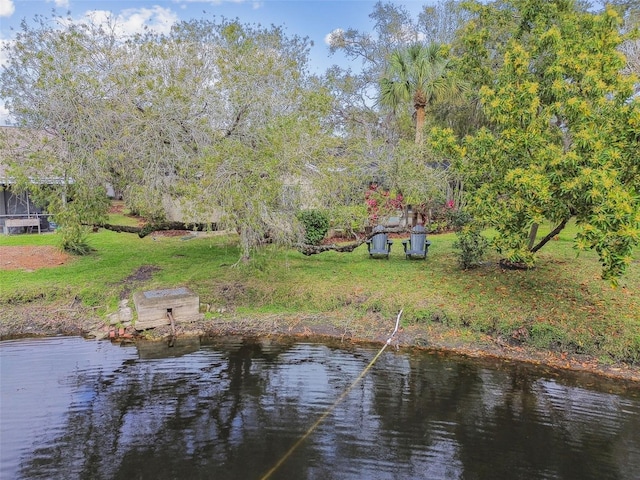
[
  {"left": 170, "top": 20, "right": 336, "bottom": 261},
  {"left": 327, "top": 1, "right": 421, "bottom": 86},
  {"left": 0, "top": 14, "right": 132, "bottom": 251},
  {"left": 433, "top": 0, "right": 640, "bottom": 282},
  {"left": 322, "top": 2, "right": 472, "bottom": 231},
  {"left": 326, "top": 1, "right": 469, "bottom": 171},
  {"left": 328, "top": 0, "right": 469, "bottom": 88},
  {"left": 418, "top": 0, "right": 473, "bottom": 45},
  {"left": 379, "top": 42, "right": 466, "bottom": 145},
  {"left": 616, "top": 1, "right": 640, "bottom": 79},
  {"left": 1, "top": 14, "right": 335, "bottom": 260},
  {"left": 327, "top": 1, "right": 469, "bottom": 145},
  {"left": 325, "top": 1, "right": 421, "bottom": 188},
  {"left": 377, "top": 42, "right": 468, "bottom": 227}
]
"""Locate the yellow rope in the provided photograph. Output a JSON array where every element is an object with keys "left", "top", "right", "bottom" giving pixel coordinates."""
[{"left": 259, "top": 310, "right": 403, "bottom": 480}]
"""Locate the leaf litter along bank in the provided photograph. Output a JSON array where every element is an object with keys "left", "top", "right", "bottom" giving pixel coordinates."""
[{"left": 2, "top": 297, "right": 639, "bottom": 388}]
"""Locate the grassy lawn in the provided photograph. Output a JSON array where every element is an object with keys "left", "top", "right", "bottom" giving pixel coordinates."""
[{"left": 1, "top": 219, "right": 638, "bottom": 364}]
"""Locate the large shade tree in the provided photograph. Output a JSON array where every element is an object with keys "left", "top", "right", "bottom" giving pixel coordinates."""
[
  {"left": 0, "top": 15, "right": 136, "bottom": 250},
  {"left": 433, "top": 0, "right": 640, "bottom": 282},
  {"left": 165, "top": 20, "right": 336, "bottom": 260},
  {"left": 0, "top": 14, "right": 335, "bottom": 259}
]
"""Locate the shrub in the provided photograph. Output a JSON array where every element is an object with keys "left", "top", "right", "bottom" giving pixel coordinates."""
[
  {"left": 297, "top": 209, "right": 330, "bottom": 245},
  {"left": 446, "top": 209, "right": 473, "bottom": 231},
  {"left": 330, "top": 205, "right": 368, "bottom": 237},
  {"left": 453, "top": 226, "right": 489, "bottom": 269},
  {"left": 58, "top": 223, "right": 92, "bottom": 255}
]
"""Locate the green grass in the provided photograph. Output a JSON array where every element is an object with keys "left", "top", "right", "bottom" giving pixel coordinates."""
[
  {"left": 1, "top": 219, "right": 638, "bottom": 364},
  {"left": 104, "top": 201, "right": 143, "bottom": 227}
]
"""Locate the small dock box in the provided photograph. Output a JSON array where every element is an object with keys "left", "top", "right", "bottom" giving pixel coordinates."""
[{"left": 133, "top": 287, "right": 200, "bottom": 330}]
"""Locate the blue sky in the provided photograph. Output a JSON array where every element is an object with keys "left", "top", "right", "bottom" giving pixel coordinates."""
[
  {"left": 0, "top": 0, "right": 431, "bottom": 73},
  {"left": 0, "top": 0, "right": 434, "bottom": 122}
]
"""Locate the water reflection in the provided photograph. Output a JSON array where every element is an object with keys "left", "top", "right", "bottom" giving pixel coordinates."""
[{"left": 1, "top": 336, "right": 638, "bottom": 480}]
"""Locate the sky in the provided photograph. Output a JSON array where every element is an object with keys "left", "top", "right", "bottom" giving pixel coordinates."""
[{"left": 0, "top": 0, "right": 433, "bottom": 123}]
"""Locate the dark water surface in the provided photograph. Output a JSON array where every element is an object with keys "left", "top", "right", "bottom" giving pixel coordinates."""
[{"left": 1, "top": 336, "right": 639, "bottom": 480}]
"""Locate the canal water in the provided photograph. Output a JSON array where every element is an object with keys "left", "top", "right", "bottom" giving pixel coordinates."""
[{"left": 1, "top": 336, "right": 639, "bottom": 480}]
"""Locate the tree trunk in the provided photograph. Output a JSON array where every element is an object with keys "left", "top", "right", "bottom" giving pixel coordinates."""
[
  {"left": 239, "top": 225, "right": 251, "bottom": 261},
  {"left": 415, "top": 105, "right": 426, "bottom": 144},
  {"left": 527, "top": 223, "right": 539, "bottom": 250},
  {"left": 97, "top": 222, "right": 216, "bottom": 237},
  {"left": 530, "top": 218, "right": 570, "bottom": 253},
  {"left": 401, "top": 205, "right": 409, "bottom": 228},
  {"left": 298, "top": 240, "right": 366, "bottom": 255}
]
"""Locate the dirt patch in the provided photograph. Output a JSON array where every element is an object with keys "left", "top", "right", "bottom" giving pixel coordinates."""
[
  {"left": 123, "top": 265, "right": 160, "bottom": 283},
  {"left": 107, "top": 201, "right": 146, "bottom": 226},
  {"left": 0, "top": 245, "right": 71, "bottom": 271},
  {"left": 117, "top": 265, "right": 162, "bottom": 300},
  {"left": 215, "top": 282, "right": 247, "bottom": 303},
  {"left": 108, "top": 202, "right": 125, "bottom": 214}
]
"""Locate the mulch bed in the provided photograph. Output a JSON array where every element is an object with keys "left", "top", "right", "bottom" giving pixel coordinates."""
[{"left": 0, "top": 246, "right": 71, "bottom": 271}]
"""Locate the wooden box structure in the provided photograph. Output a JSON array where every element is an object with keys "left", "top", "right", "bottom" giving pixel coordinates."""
[{"left": 133, "top": 287, "right": 199, "bottom": 330}]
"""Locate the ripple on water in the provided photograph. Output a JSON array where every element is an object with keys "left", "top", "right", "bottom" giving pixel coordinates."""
[{"left": 2, "top": 337, "right": 639, "bottom": 480}]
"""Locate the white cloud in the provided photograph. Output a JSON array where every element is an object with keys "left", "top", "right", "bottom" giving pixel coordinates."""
[
  {"left": 174, "top": 0, "right": 263, "bottom": 9},
  {"left": 0, "top": 40, "right": 15, "bottom": 125},
  {"left": 86, "top": 6, "right": 179, "bottom": 36},
  {"left": 53, "top": 0, "right": 70, "bottom": 8},
  {"left": 325, "top": 28, "right": 344, "bottom": 47},
  {"left": 0, "top": 0, "right": 15, "bottom": 18},
  {"left": 0, "top": 101, "right": 11, "bottom": 126}
]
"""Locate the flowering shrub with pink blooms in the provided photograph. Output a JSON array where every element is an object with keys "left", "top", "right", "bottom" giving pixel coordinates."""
[{"left": 365, "top": 183, "right": 404, "bottom": 224}]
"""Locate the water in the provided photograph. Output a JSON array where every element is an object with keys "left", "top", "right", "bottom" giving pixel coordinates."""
[{"left": 1, "top": 336, "right": 639, "bottom": 480}]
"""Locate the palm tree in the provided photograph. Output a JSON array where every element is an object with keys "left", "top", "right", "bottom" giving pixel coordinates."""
[{"left": 379, "top": 43, "right": 466, "bottom": 144}]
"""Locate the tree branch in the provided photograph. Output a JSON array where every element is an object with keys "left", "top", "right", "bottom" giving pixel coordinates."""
[
  {"left": 97, "top": 223, "right": 410, "bottom": 252},
  {"left": 297, "top": 239, "right": 366, "bottom": 255},
  {"left": 98, "top": 223, "right": 142, "bottom": 234},
  {"left": 225, "top": 105, "right": 249, "bottom": 138},
  {"left": 297, "top": 227, "right": 408, "bottom": 256},
  {"left": 530, "top": 217, "right": 570, "bottom": 253},
  {"left": 97, "top": 222, "right": 217, "bottom": 238}
]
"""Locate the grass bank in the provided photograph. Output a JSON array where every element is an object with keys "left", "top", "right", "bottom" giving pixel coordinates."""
[{"left": 1, "top": 220, "right": 638, "bottom": 367}]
